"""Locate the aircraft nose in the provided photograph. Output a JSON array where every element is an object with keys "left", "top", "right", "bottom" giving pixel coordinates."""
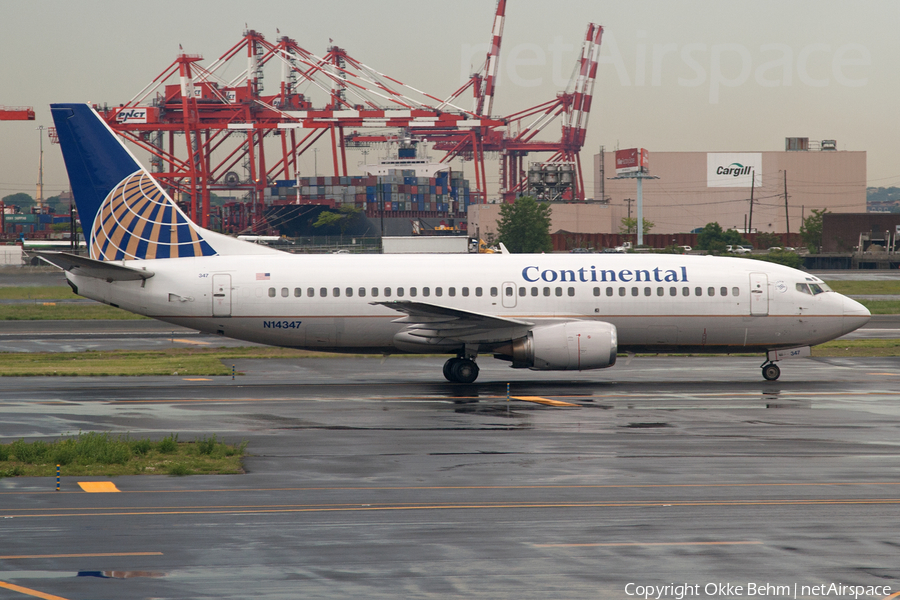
[{"left": 841, "top": 294, "right": 871, "bottom": 334}]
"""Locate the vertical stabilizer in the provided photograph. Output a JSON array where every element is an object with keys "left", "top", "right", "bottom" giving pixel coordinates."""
[{"left": 50, "top": 103, "right": 217, "bottom": 261}]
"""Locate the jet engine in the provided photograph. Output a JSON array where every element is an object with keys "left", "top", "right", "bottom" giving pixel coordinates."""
[{"left": 493, "top": 322, "right": 618, "bottom": 371}]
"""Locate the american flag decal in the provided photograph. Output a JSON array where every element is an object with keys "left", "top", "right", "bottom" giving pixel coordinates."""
[{"left": 256, "top": 273, "right": 271, "bottom": 280}]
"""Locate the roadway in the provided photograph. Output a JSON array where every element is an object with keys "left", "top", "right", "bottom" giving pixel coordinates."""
[{"left": 2, "top": 357, "right": 900, "bottom": 599}]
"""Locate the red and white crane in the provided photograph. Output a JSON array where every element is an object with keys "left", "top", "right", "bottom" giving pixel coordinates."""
[{"left": 94, "top": 4, "right": 603, "bottom": 231}]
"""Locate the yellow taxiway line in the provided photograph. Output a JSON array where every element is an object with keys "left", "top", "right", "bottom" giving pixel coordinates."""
[
  {"left": 77, "top": 482, "right": 120, "bottom": 493},
  {"left": 0, "top": 552, "right": 162, "bottom": 560},
  {"left": 0, "top": 581, "right": 70, "bottom": 600},
  {"left": 512, "top": 396, "right": 580, "bottom": 407}
]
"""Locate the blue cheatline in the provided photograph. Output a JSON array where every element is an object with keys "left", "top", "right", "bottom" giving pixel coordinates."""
[{"left": 50, "top": 103, "right": 216, "bottom": 261}]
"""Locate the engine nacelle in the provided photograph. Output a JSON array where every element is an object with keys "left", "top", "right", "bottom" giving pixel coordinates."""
[{"left": 494, "top": 322, "right": 618, "bottom": 371}]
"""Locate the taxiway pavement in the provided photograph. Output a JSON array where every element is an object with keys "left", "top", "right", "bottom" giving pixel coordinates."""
[{"left": 1, "top": 357, "right": 900, "bottom": 599}]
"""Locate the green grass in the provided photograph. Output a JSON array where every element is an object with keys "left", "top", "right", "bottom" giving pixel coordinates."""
[
  {"left": 812, "top": 339, "right": 900, "bottom": 357},
  {"left": 0, "top": 432, "right": 247, "bottom": 477},
  {"left": 859, "top": 300, "right": 900, "bottom": 315},
  {"left": 823, "top": 280, "right": 900, "bottom": 295},
  {"left": 0, "top": 303, "right": 147, "bottom": 320},
  {"left": 0, "top": 347, "right": 350, "bottom": 376},
  {"left": 0, "top": 286, "right": 78, "bottom": 300}
]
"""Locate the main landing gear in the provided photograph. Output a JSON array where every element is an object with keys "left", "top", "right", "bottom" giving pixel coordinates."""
[
  {"left": 443, "top": 357, "right": 480, "bottom": 383},
  {"left": 761, "top": 361, "right": 781, "bottom": 381}
]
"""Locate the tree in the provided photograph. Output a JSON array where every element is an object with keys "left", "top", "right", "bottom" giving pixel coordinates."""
[
  {"left": 1, "top": 192, "right": 34, "bottom": 209},
  {"left": 496, "top": 196, "right": 552, "bottom": 253},
  {"left": 312, "top": 205, "right": 364, "bottom": 235},
  {"left": 800, "top": 208, "right": 827, "bottom": 253},
  {"left": 754, "top": 231, "right": 781, "bottom": 250},
  {"left": 618, "top": 217, "right": 654, "bottom": 236},
  {"left": 696, "top": 222, "right": 747, "bottom": 254}
]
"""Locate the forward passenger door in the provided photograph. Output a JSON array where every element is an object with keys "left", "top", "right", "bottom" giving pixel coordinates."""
[{"left": 749, "top": 273, "right": 768, "bottom": 316}]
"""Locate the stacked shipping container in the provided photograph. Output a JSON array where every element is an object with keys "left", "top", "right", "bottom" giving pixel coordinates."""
[{"left": 268, "top": 170, "right": 472, "bottom": 216}]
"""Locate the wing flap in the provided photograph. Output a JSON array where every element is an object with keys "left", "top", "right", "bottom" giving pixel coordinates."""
[{"left": 372, "top": 300, "right": 533, "bottom": 343}]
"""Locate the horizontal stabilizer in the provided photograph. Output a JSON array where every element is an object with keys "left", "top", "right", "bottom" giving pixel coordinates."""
[{"left": 36, "top": 251, "right": 154, "bottom": 281}]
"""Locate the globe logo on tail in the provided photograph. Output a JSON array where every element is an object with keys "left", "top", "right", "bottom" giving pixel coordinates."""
[{"left": 91, "top": 171, "right": 216, "bottom": 260}]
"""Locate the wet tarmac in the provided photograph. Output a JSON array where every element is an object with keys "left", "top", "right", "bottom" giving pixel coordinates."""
[{"left": 1, "top": 357, "right": 900, "bottom": 599}]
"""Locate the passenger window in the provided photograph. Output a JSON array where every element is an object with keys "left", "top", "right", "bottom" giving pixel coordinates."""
[
  {"left": 345, "top": 287, "right": 353, "bottom": 297},
  {"left": 567, "top": 287, "right": 575, "bottom": 297},
  {"left": 281, "top": 288, "right": 289, "bottom": 298},
  {"left": 593, "top": 287, "right": 601, "bottom": 297},
  {"left": 669, "top": 287, "right": 677, "bottom": 296},
  {"left": 682, "top": 287, "right": 690, "bottom": 297},
  {"left": 543, "top": 287, "right": 551, "bottom": 297},
  {"left": 631, "top": 287, "right": 638, "bottom": 297},
  {"left": 720, "top": 287, "right": 728, "bottom": 297},
  {"left": 371, "top": 288, "right": 379, "bottom": 297},
  {"left": 532, "top": 287, "right": 539, "bottom": 297},
  {"left": 555, "top": 287, "right": 563, "bottom": 297},
  {"left": 694, "top": 287, "right": 702, "bottom": 296},
  {"left": 333, "top": 287, "right": 341, "bottom": 297},
  {"left": 657, "top": 287, "right": 664, "bottom": 297},
  {"left": 359, "top": 287, "right": 366, "bottom": 297},
  {"left": 384, "top": 287, "right": 391, "bottom": 297},
  {"left": 462, "top": 287, "right": 469, "bottom": 297},
  {"left": 448, "top": 287, "right": 455, "bottom": 297},
  {"left": 619, "top": 287, "right": 626, "bottom": 297},
  {"left": 490, "top": 287, "right": 498, "bottom": 297},
  {"left": 505, "top": 287, "right": 513, "bottom": 297},
  {"left": 268, "top": 287, "right": 276, "bottom": 298},
  {"left": 606, "top": 287, "right": 613, "bottom": 297},
  {"left": 294, "top": 288, "right": 302, "bottom": 297},
  {"left": 518, "top": 287, "right": 526, "bottom": 297},
  {"left": 320, "top": 287, "right": 327, "bottom": 297},
  {"left": 644, "top": 287, "right": 651, "bottom": 297},
  {"left": 422, "top": 287, "right": 430, "bottom": 297},
  {"left": 476, "top": 287, "right": 483, "bottom": 297},
  {"left": 409, "top": 287, "right": 417, "bottom": 297},
  {"left": 397, "top": 287, "right": 405, "bottom": 297},
  {"left": 435, "top": 287, "right": 442, "bottom": 297},
  {"left": 307, "top": 287, "right": 315, "bottom": 298},
  {"left": 708, "top": 287, "right": 715, "bottom": 297},
  {"left": 732, "top": 287, "right": 739, "bottom": 296}
]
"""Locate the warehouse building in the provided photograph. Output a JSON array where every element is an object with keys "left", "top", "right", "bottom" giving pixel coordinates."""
[{"left": 594, "top": 140, "right": 866, "bottom": 234}]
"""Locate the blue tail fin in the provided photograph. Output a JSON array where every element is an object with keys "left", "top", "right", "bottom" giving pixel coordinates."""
[{"left": 50, "top": 103, "right": 217, "bottom": 261}]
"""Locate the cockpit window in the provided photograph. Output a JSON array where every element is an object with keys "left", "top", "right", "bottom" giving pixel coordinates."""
[{"left": 797, "top": 282, "right": 828, "bottom": 295}]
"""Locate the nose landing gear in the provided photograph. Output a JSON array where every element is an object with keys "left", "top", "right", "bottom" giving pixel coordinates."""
[{"left": 761, "top": 361, "right": 781, "bottom": 381}]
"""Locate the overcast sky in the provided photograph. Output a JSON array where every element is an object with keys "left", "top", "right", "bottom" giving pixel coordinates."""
[{"left": 1, "top": 0, "right": 897, "bottom": 200}]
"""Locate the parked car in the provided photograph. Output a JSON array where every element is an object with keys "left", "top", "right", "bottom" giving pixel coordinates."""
[
  {"left": 677, "top": 245, "right": 692, "bottom": 253},
  {"left": 614, "top": 241, "right": 633, "bottom": 253},
  {"left": 726, "top": 245, "right": 751, "bottom": 254}
]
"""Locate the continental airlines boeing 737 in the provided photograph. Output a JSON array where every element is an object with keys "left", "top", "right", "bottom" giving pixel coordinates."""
[{"left": 43, "top": 103, "right": 870, "bottom": 383}]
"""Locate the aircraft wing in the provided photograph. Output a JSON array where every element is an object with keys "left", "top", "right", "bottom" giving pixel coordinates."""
[
  {"left": 36, "top": 251, "right": 154, "bottom": 282},
  {"left": 372, "top": 300, "right": 534, "bottom": 343}
]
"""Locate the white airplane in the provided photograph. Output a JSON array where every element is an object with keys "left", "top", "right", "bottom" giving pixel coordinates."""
[{"left": 42, "top": 103, "right": 870, "bottom": 383}]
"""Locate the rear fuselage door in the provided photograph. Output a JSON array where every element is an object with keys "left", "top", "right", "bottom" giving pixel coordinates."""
[
  {"left": 502, "top": 281, "right": 517, "bottom": 308},
  {"left": 749, "top": 272, "right": 768, "bottom": 316},
  {"left": 212, "top": 274, "right": 232, "bottom": 317}
]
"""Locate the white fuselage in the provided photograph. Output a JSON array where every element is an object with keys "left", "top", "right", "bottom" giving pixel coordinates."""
[{"left": 67, "top": 253, "right": 869, "bottom": 356}]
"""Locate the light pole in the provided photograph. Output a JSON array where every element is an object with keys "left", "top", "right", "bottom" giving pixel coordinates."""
[
  {"left": 610, "top": 172, "right": 659, "bottom": 247},
  {"left": 313, "top": 148, "right": 319, "bottom": 177}
]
